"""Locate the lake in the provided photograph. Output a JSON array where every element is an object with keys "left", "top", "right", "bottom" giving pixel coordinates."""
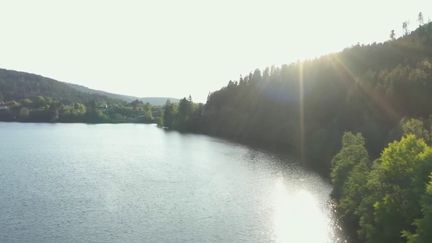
[{"left": 0, "top": 123, "right": 345, "bottom": 243}]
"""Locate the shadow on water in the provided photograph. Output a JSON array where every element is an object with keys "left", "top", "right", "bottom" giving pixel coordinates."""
[
  {"left": 161, "top": 126, "right": 349, "bottom": 242},
  {"left": 162, "top": 126, "right": 331, "bottom": 179},
  {"left": 0, "top": 122, "right": 349, "bottom": 242}
]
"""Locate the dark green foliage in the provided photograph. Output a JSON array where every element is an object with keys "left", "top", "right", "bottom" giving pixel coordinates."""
[
  {"left": 161, "top": 100, "right": 177, "bottom": 128},
  {"left": 0, "top": 69, "right": 166, "bottom": 123},
  {"left": 404, "top": 174, "right": 432, "bottom": 243},
  {"left": 331, "top": 132, "right": 432, "bottom": 243},
  {"left": 400, "top": 117, "right": 432, "bottom": 143},
  {"left": 156, "top": 22, "right": 432, "bottom": 242},
  {"left": 159, "top": 97, "right": 203, "bottom": 131},
  {"left": 161, "top": 23, "right": 432, "bottom": 174},
  {"left": 330, "top": 132, "right": 370, "bottom": 239},
  {"left": 0, "top": 96, "right": 162, "bottom": 123},
  {"left": 0, "top": 68, "right": 178, "bottom": 105},
  {"left": 0, "top": 68, "right": 112, "bottom": 103},
  {"left": 331, "top": 132, "right": 369, "bottom": 200},
  {"left": 360, "top": 135, "right": 432, "bottom": 242}
]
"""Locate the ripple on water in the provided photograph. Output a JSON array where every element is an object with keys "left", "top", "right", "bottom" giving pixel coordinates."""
[{"left": 0, "top": 123, "right": 346, "bottom": 243}]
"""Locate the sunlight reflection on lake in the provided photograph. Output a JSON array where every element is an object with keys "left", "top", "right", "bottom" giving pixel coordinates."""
[
  {"left": 0, "top": 123, "right": 346, "bottom": 243},
  {"left": 272, "top": 177, "right": 339, "bottom": 243}
]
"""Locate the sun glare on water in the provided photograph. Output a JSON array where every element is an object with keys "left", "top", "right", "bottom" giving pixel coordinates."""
[{"left": 271, "top": 177, "right": 332, "bottom": 243}]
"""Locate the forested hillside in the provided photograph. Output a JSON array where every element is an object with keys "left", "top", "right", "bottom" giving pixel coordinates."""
[
  {"left": 0, "top": 68, "right": 178, "bottom": 105},
  {"left": 331, "top": 125, "right": 432, "bottom": 243},
  {"left": 161, "top": 22, "right": 432, "bottom": 173},
  {"left": 0, "top": 69, "right": 169, "bottom": 123},
  {"left": 67, "top": 82, "right": 179, "bottom": 105},
  {"left": 158, "top": 20, "right": 432, "bottom": 242},
  {"left": 0, "top": 68, "right": 107, "bottom": 102}
]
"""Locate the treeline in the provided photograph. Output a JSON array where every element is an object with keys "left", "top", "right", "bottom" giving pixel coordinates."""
[
  {"left": 0, "top": 67, "right": 168, "bottom": 123},
  {"left": 160, "top": 22, "right": 432, "bottom": 174},
  {"left": 0, "top": 96, "right": 160, "bottom": 123},
  {"left": 331, "top": 118, "right": 432, "bottom": 242},
  {"left": 159, "top": 96, "right": 203, "bottom": 130}
]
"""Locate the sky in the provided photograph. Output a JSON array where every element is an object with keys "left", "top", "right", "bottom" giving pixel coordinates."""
[{"left": 0, "top": 0, "right": 431, "bottom": 102}]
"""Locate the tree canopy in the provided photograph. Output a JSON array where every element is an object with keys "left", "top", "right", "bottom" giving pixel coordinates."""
[{"left": 160, "top": 22, "right": 432, "bottom": 174}]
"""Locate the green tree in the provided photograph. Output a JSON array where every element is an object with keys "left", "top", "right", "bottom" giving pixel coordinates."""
[
  {"left": 358, "top": 135, "right": 432, "bottom": 242},
  {"left": 401, "top": 118, "right": 430, "bottom": 143},
  {"left": 418, "top": 12, "right": 424, "bottom": 26},
  {"left": 390, "top": 29, "right": 396, "bottom": 40},
  {"left": 330, "top": 132, "right": 370, "bottom": 233},
  {"left": 18, "top": 107, "right": 30, "bottom": 120},
  {"left": 404, "top": 174, "right": 432, "bottom": 243},
  {"left": 162, "top": 100, "right": 177, "bottom": 128},
  {"left": 175, "top": 97, "right": 194, "bottom": 130},
  {"left": 331, "top": 132, "right": 369, "bottom": 198},
  {"left": 33, "top": 96, "right": 47, "bottom": 108},
  {"left": 403, "top": 21, "right": 409, "bottom": 36},
  {"left": 21, "top": 98, "right": 33, "bottom": 107},
  {"left": 145, "top": 110, "right": 153, "bottom": 122}
]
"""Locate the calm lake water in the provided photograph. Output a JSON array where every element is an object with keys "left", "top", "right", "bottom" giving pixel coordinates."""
[{"left": 0, "top": 123, "right": 345, "bottom": 243}]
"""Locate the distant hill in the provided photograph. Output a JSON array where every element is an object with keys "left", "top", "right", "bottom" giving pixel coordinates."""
[
  {"left": 0, "top": 68, "right": 102, "bottom": 102},
  {"left": 139, "top": 97, "right": 179, "bottom": 106},
  {"left": 65, "top": 82, "right": 140, "bottom": 102},
  {"left": 0, "top": 68, "right": 178, "bottom": 106},
  {"left": 66, "top": 83, "right": 179, "bottom": 105}
]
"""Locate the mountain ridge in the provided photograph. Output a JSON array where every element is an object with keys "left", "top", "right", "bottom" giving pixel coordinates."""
[{"left": 0, "top": 68, "right": 179, "bottom": 106}]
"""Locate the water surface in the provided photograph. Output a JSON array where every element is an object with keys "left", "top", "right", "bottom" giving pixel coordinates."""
[{"left": 0, "top": 123, "right": 345, "bottom": 242}]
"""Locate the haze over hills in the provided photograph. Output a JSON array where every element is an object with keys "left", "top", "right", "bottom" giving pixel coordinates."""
[
  {"left": 0, "top": 68, "right": 179, "bottom": 106},
  {"left": 66, "top": 82, "right": 179, "bottom": 105}
]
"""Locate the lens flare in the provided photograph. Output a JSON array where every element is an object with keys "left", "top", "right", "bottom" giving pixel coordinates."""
[{"left": 298, "top": 61, "right": 305, "bottom": 162}]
